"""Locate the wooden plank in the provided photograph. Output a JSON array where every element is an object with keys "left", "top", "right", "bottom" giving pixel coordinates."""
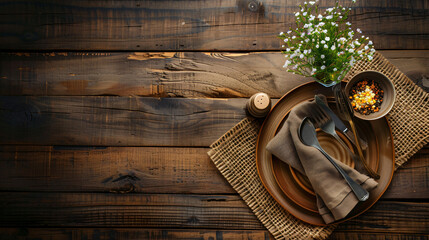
[
  {"left": 0, "top": 192, "right": 428, "bottom": 233},
  {"left": 383, "top": 147, "right": 429, "bottom": 199},
  {"left": 0, "top": 193, "right": 263, "bottom": 229},
  {"left": 334, "top": 201, "right": 429, "bottom": 234},
  {"left": 0, "top": 51, "right": 305, "bottom": 97},
  {"left": 1, "top": 228, "right": 428, "bottom": 240},
  {"left": 0, "top": 228, "right": 274, "bottom": 240},
  {"left": 1, "top": 51, "right": 428, "bottom": 97},
  {"left": 0, "top": 146, "right": 428, "bottom": 198},
  {"left": 0, "top": 97, "right": 247, "bottom": 146},
  {"left": 0, "top": 146, "right": 235, "bottom": 194},
  {"left": 330, "top": 232, "right": 429, "bottom": 240},
  {"left": 0, "top": 0, "right": 427, "bottom": 51}
]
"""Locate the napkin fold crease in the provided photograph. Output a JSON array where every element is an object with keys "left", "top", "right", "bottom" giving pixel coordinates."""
[{"left": 266, "top": 95, "right": 378, "bottom": 224}]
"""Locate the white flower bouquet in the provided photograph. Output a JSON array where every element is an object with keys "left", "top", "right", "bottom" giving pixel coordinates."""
[{"left": 279, "top": 0, "right": 375, "bottom": 86}]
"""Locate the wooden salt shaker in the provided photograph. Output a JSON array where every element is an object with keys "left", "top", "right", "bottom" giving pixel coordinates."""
[{"left": 247, "top": 93, "right": 271, "bottom": 118}]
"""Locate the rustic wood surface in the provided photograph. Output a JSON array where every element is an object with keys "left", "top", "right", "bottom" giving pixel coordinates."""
[
  {"left": 0, "top": 0, "right": 428, "bottom": 239},
  {"left": 0, "top": 146, "right": 427, "bottom": 198},
  {"left": 0, "top": 193, "right": 428, "bottom": 233},
  {"left": 0, "top": 97, "right": 248, "bottom": 146},
  {"left": 0, "top": 51, "right": 427, "bottom": 97},
  {"left": 1, "top": 228, "right": 428, "bottom": 240},
  {"left": 0, "top": 228, "right": 274, "bottom": 240},
  {"left": 0, "top": 192, "right": 428, "bottom": 232},
  {"left": 0, "top": 0, "right": 428, "bottom": 51}
]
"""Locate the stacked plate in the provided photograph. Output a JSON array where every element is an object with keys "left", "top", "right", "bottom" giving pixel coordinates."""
[{"left": 256, "top": 82, "right": 395, "bottom": 225}]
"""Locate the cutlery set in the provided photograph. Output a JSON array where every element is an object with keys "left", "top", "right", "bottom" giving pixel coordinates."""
[
  {"left": 299, "top": 117, "right": 370, "bottom": 202},
  {"left": 315, "top": 94, "right": 380, "bottom": 179},
  {"left": 298, "top": 86, "right": 380, "bottom": 202}
]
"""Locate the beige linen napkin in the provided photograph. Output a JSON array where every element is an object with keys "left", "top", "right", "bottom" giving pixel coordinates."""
[{"left": 266, "top": 95, "right": 378, "bottom": 224}]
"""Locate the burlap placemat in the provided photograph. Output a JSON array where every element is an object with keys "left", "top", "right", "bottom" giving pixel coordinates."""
[{"left": 207, "top": 52, "right": 429, "bottom": 239}]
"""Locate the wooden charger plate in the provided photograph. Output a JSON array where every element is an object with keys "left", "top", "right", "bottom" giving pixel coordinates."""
[{"left": 256, "top": 82, "right": 395, "bottom": 226}]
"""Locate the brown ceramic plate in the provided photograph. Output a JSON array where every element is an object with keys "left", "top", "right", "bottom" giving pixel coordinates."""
[{"left": 256, "top": 82, "right": 395, "bottom": 226}]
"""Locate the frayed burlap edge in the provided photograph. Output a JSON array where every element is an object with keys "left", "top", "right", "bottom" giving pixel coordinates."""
[
  {"left": 208, "top": 118, "right": 335, "bottom": 240},
  {"left": 344, "top": 52, "right": 429, "bottom": 168},
  {"left": 208, "top": 51, "right": 428, "bottom": 239}
]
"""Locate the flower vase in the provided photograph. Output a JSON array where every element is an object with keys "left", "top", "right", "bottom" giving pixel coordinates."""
[{"left": 315, "top": 79, "right": 337, "bottom": 88}]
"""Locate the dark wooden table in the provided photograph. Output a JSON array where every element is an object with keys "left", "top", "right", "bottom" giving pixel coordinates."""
[{"left": 0, "top": 1, "right": 428, "bottom": 239}]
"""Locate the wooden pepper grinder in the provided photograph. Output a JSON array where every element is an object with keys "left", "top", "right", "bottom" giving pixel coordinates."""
[{"left": 247, "top": 93, "right": 271, "bottom": 118}]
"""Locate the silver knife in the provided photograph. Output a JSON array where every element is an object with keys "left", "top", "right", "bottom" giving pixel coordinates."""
[{"left": 314, "top": 95, "right": 367, "bottom": 148}]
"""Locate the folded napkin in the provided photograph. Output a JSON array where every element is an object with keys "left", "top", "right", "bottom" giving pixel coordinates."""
[{"left": 266, "top": 95, "right": 378, "bottom": 224}]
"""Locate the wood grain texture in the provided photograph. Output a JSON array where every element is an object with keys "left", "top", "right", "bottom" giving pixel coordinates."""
[
  {"left": 383, "top": 147, "right": 429, "bottom": 199},
  {"left": 0, "top": 146, "right": 427, "bottom": 198},
  {"left": 0, "top": 97, "right": 248, "bottom": 146},
  {"left": 1, "top": 228, "right": 429, "bottom": 240},
  {"left": 0, "top": 0, "right": 427, "bottom": 51},
  {"left": 0, "top": 193, "right": 263, "bottom": 229},
  {"left": 329, "top": 232, "right": 429, "bottom": 240},
  {"left": 0, "top": 146, "right": 235, "bottom": 194},
  {"left": 0, "top": 51, "right": 304, "bottom": 97},
  {"left": 0, "top": 228, "right": 274, "bottom": 240},
  {"left": 334, "top": 201, "right": 429, "bottom": 233},
  {"left": 0, "top": 0, "right": 427, "bottom": 238},
  {"left": 0, "top": 192, "right": 428, "bottom": 234},
  {"left": 1, "top": 51, "right": 428, "bottom": 97}
]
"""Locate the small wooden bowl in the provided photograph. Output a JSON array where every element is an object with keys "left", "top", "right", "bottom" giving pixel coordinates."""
[{"left": 345, "top": 71, "right": 396, "bottom": 120}]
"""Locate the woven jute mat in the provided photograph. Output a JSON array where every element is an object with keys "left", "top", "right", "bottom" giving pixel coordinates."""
[{"left": 207, "top": 52, "right": 429, "bottom": 240}]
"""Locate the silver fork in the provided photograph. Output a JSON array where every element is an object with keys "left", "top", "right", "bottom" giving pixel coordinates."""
[
  {"left": 310, "top": 106, "right": 359, "bottom": 163},
  {"left": 311, "top": 105, "right": 380, "bottom": 179}
]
